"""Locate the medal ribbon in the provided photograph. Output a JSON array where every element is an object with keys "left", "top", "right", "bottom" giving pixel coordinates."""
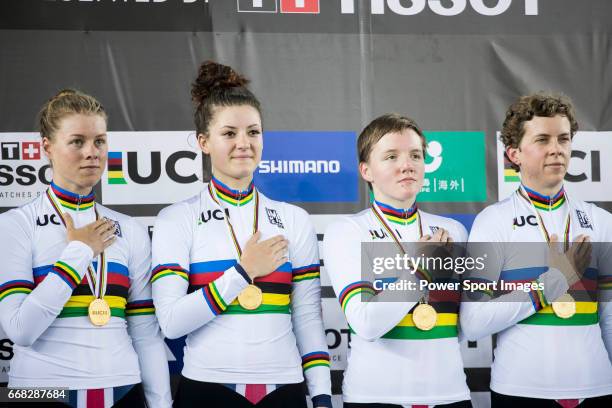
[
  {"left": 517, "top": 187, "right": 571, "bottom": 252},
  {"left": 207, "top": 181, "right": 259, "bottom": 258},
  {"left": 370, "top": 202, "right": 432, "bottom": 283},
  {"left": 46, "top": 188, "right": 107, "bottom": 299}
]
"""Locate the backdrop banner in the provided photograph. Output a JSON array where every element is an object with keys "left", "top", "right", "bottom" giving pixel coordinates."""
[{"left": 1, "top": 1, "right": 611, "bottom": 407}]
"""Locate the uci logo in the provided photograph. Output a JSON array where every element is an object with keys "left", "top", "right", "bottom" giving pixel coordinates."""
[
  {"left": 566, "top": 150, "right": 600, "bottom": 183},
  {"left": 513, "top": 215, "right": 538, "bottom": 228},
  {"left": 107, "top": 151, "right": 205, "bottom": 185},
  {"left": 369, "top": 228, "right": 403, "bottom": 240},
  {"left": 36, "top": 214, "right": 61, "bottom": 227},
  {"left": 370, "top": 229, "right": 388, "bottom": 240},
  {"left": 198, "top": 208, "right": 230, "bottom": 225}
]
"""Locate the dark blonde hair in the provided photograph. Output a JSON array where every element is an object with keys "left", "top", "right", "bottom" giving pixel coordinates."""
[
  {"left": 357, "top": 113, "right": 427, "bottom": 189},
  {"left": 191, "top": 61, "right": 262, "bottom": 137},
  {"left": 358, "top": 113, "right": 426, "bottom": 164},
  {"left": 38, "top": 89, "right": 107, "bottom": 140},
  {"left": 501, "top": 93, "right": 578, "bottom": 171}
]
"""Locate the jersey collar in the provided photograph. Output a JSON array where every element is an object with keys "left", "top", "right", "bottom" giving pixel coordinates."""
[
  {"left": 49, "top": 181, "right": 95, "bottom": 211},
  {"left": 521, "top": 184, "right": 566, "bottom": 211},
  {"left": 210, "top": 176, "right": 255, "bottom": 207},
  {"left": 374, "top": 199, "right": 418, "bottom": 226}
]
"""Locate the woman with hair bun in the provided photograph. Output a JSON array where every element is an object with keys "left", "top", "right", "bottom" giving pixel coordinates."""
[
  {"left": 0, "top": 89, "right": 171, "bottom": 407},
  {"left": 151, "top": 61, "right": 332, "bottom": 408}
]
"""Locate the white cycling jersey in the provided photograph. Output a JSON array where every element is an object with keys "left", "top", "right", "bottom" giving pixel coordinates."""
[
  {"left": 0, "top": 182, "right": 171, "bottom": 408},
  {"left": 461, "top": 185, "right": 612, "bottom": 399},
  {"left": 323, "top": 200, "right": 471, "bottom": 406},
  {"left": 151, "top": 177, "right": 331, "bottom": 401}
]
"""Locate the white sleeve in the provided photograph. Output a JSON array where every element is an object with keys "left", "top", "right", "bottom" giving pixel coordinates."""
[
  {"left": 323, "top": 218, "right": 420, "bottom": 342},
  {"left": 598, "top": 267, "right": 612, "bottom": 364},
  {"left": 287, "top": 206, "right": 332, "bottom": 404},
  {"left": 0, "top": 209, "right": 93, "bottom": 347},
  {"left": 125, "top": 219, "right": 172, "bottom": 408},
  {"left": 459, "top": 207, "right": 568, "bottom": 341},
  {"left": 453, "top": 220, "right": 468, "bottom": 244},
  {"left": 151, "top": 203, "right": 249, "bottom": 339},
  {"left": 595, "top": 207, "right": 612, "bottom": 363}
]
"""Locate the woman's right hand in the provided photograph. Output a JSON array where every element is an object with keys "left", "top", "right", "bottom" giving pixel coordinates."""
[
  {"left": 416, "top": 228, "right": 454, "bottom": 258},
  {"left": 65, "top": 213, "right": 117, "bottom": 257},
  {"left": 240, "top": 231, "right": 288, "bottom": 281},
  {"left": 419, "top": 228, "right": 451, "bottom": 243}
]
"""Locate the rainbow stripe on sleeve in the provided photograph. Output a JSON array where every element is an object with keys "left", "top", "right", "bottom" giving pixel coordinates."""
[
  {"left": 202, "top": 281, "right": 227, "bottom": 315},
  {"left": 151, "top": 263, "right": 189, "bottom": 283},
  {"left": 302, "top": 351, "right": 331, "bottom": 371},
  {"left": 52, "top": 261, "right": 82, "bottom": 289},
  {"left": 467, "top": 277, "right": 495, "bottom": 298},
  {"left": 500, "top": 266, "right": 600, "bottom": 326},
  {"left": 292, "top": 264, "right": 320, "bottom": 282},
  {"left": 29, "top": 262, "right": 131, "bottom": 320},
  {"left": 338, "top": 281, "right": 377, "bottom": 313},
  {"left": 126, "top": 299, "right": 155, "bottom": 316},
  {"left": 190, "top": 260, "right": 293, "bottom": 315},
  {"left": 0, "top": 280, "right": 34, "bottom": 301},
  {"left": 599, "top": 275, "right": 612, "bottom": 290},
  {"left": 528, "top": 280, "right": 550, "bottom": 311}
]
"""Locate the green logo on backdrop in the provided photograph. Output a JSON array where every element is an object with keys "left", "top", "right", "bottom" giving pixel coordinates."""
[{"left": 418, "top": 131, "right": 486, "bottom": 202}]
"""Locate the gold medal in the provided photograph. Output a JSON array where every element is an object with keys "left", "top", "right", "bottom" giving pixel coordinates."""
[
  {"left": 88, "top": 298, "right": 111, "bottom": 326},
  {"left": 412, "top": 303, "right": 437, "bottom": 331},
  {"left": 552, "top": 293, "right": 576, "bottom": 319},
  {"left": 47, "top": 190, "right": 110, "bottom": 326},
  {"left": 208, "top": 183, "right": 265, "bottom": 312},
  {"left": 238, "top": 284, "right": 263, "bottom": 310}
]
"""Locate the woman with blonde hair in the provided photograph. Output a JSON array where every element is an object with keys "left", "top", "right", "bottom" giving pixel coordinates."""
[{"left": 0, "top": 89, "right": 171, "bottom": 407}]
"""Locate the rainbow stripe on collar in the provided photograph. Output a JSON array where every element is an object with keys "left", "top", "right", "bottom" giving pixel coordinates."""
[
  {"left": 211, "top": 176, "right": 254, "bottom": 206},
  {"left": 50, "top": 181, "right": 95, "bottom": 211},
  {"left": 522, "top": 185, "right": 566, "bottom": 211},
  {"left": 374, "top": 200, "right": 418, "bottom": 225}
]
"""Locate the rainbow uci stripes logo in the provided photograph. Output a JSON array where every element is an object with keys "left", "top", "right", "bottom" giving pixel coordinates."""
[
  {"left": 108, "top": 152, "right": 128, "bottom": 184},
  {"left": 503, "top": 155, "right": 520, "bottom": 182}
]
